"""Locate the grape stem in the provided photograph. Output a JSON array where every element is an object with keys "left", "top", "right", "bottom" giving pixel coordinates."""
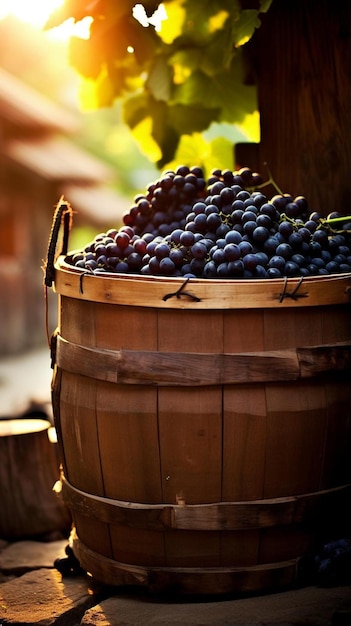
[
  {"left": 318, "top": 215, "right": 351, "bottom": 234},
  {"left": 321, "top": 216, "right": 351, "bottom": 225},
  {"left": 246, "top": 162, "right": 284, "bottom": 196}
]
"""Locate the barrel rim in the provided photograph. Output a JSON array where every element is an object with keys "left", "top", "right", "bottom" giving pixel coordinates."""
[
  {"left": 53, "top": 255, "right": 351, "bottom": 309},
  {"left": 58, "top": 253, "right": 351, "bottom": 286}
]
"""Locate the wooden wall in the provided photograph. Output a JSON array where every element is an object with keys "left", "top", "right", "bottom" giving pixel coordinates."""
[{"left": 237, "top": 0, "right": 351, "bottom": 216}]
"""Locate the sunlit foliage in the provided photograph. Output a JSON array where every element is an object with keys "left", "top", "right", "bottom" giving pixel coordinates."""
[{"left": 46, "top": 0, "right": 272, "bottom": 168}]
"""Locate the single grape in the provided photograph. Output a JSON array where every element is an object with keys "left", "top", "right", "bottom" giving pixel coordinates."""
[
  {"left": 276, "top": 243, "right": 293, "bottom": 259},
  {"left": 224, "top": 243, "right": 240, "bottom": 262},
  {"left": 252, "top": 226, "right": 270, "bottom": 243}
]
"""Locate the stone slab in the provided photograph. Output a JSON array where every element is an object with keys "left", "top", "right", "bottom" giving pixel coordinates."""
[
  {"left": 80, "top": 584, "right": 351, "bottom": 626},
  {"left": 0, "top": 540, "right": 68, "bottom": 574},
  {"left": 0, "top": 568, "right": 107, "bottom": 626}
]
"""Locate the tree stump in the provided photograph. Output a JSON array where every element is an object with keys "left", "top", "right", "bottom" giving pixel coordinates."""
[{"left": 0, "top": 419, "right": 71, "bottom": 540}]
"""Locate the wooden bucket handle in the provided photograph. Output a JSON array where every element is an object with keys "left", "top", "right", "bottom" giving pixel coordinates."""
[{"left": 44, "top": 196, "right": 73, "bottom": 288}]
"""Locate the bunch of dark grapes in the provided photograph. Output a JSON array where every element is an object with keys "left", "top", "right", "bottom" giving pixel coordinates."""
[
  {"left": 123, "top": 165, "right": 207, "bottom": 237},
  {"left": 67, "top": 166, "right": 351, "bottom": 279}
]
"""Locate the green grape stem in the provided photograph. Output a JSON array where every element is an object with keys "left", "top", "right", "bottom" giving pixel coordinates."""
[
  {"left": 244, "top": 163, "right": 284, "bottom": 195},
  {"left": 318, "top": 215, "right": 351, "bottom": 235},
  {"left": 321, "top": 216, "right": 351, "bottom": 225}
]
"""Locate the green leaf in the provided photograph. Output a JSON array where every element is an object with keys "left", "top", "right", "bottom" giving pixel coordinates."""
[
  {"left": 173, "top": 52, "right": 257, "bottom": 125},
  {"left": 95, "top": 72, "right": 115, "bottom": 107},
  {"left": 69, "top": 36, "right": 102, "bottom": 79},
  {"left": 209, "top": 136, "right": 236, "bottom": 170},
  {"left": 123, "top": 93, "right": 150, "bottom": 128},
  {"left": 169, "top": 103, "right": 221, "bottom": 135},
  {"left": 231, "top": 9, "right": 262, "bottom": 47},
  {"left": 46, "top": 0, "right": 273, "bottom": 171},
  {"left": 165, "top": 133, "right": 234, "bottom": 174},
  {"left": 130, "top": 22, "right": 160, "bottom": 66},
  {"left": 147, "top": 99, "right": 180, "bottom": 166},
  {"left": 260, "top": 0, "right": 274, "bottom": 13},
  {"left": 146, "top": 55, "right": 173, "bottom": 101},
  {"left": 179, "top": 0, "right": 241, "bottom": 40},
  {"left": 158, "top": 0, "right": 186, "bottom": 44}
]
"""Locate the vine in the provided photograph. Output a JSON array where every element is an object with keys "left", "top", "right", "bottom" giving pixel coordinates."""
[{"left": 45, "top": 0, "right": 273, "bottom": 168}]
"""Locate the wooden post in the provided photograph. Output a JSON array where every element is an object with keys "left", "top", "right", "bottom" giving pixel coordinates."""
[{"left": 237, "top": 0, "right": 351, "bottom": 216}]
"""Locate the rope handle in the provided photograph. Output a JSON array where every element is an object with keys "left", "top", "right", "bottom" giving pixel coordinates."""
[{"left": 44, "top": 196, "right": 73, "bottom": 287}]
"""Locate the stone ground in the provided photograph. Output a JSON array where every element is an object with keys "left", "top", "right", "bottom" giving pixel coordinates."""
[
  {"left": 0, "top": 537, "right": 351, "bottom": 626},
  {"left": 1, "top": 348, "right": 351, "bottom": 625}
]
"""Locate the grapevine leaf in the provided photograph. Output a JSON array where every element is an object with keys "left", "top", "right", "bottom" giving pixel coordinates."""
[
  {"left": 122, "top": 93, "right": 150, "bottom": 129},
  {"left": 69, "top": 36, "right": 102, "bottom": 79},
  {"left": 45, "top": 0, "right": 274, "bottom": 170},
  {"left": 199, "top": 26, "right": 235, "bottom": 74},
  {"left": 260, "top": 0, "right": 273, "bottom": 14},
  {"left": 163, "top": 132, "right": 234, "bottom": 173},
  {"left": 166, "top": 133, "right": 210, "bottom": 172},
  {"left": 94, "top": 72, "right": 114, "bottom": 107},
  {"left": 146, "top": 55, "right": 173, "bottom": 102},
  {"left": 131, "top": 117, "right": 163, "bottom": 162},
  {"left": 95, "top": 69, "right": 131, "bottom": 107},
  {"left": 231, "top": 9, "right": 262, "bottom": 47},
  {"left": 172, "top": 53, "right": 256, "bottom": 125},
  {"left": 168, "top": 103, "right": 221, "bottom": 135},
  {"left": 130, "top": 22, "right": 160, "bottom": 66},
  {"left": 148, "top": 99, "right": 180, "bottom": 166},
  {"left": 178, "top": 0, "right": 241, "bottom": 40},
  {"left": 158, "top": 0, "right": 186, "bottom": 44},
  {"left": 209, "top": 136, "right": 236, "bottom": 169}
]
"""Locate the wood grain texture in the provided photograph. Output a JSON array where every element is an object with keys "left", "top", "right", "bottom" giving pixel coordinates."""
[
  {"left": 71, "top": 531, "right": 299, "bottom": 595},
  {"left": 51, "top": 265, "right": 351, "bottom": 592},
  {"left": 55, "top": 334, "right": 351, "bottom": 385},
  {"left": 0, "top": 420, "right": 71, "bottom": 539},
  {"left": 62, "top": 476, "right": 351, "bottom": 531},
  {"left": 55, "top": 259, "right": 351, "bottom": 309},
  {"left": 251, "top": 0, "right": 351, "bottom": 216}
]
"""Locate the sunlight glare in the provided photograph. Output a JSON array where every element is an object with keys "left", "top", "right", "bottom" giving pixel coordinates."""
[
  {"left": 0, "top": 0, "right": 92, "bottom": 40},
  {"left": 0, "top": 0, "right": 64, "bottom": 27}
]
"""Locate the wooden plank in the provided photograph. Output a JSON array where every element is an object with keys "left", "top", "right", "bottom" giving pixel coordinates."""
[
  {"left": 61, "top": 474, "right": 351, "bottom": 531},
  {"left": 58, "top": 370, "right": 112, "bottom": 558},
  {"left": 164, "top": 530, "right": 222, "bottom": 567},
  {"left": 59, "top": 371, "right": 103, "bottom": 495},
  {"left": 54, "top": 259, "right": 351, "bottom": 309},
  {"left": 95, "top": 381, "right": 162, "bottom": 504},
  {"left": 264, "top": 382, "right": 327, "bottom": 498},
  {"left": 263, "top": 307, "right": 323, "bottom": 349},
  {"left": 71, "top": 533, "right": 299, "bottom": 595},
  {"left": 158, "top": 387, "right": 223, "bottom": 505},
  {"left": 220, "top": 529, "right": 260, "bottom": 567},
  {"left": 109, "top": 524, "right": 167, "bottom": 566},
  {"left": 321, "top": 305, "right": 351, "bottom": 343},
  {"left": 55, "top": 334, "right": 351, "bottom": 385},
  {"left": 60, "top": 295, "right": 96, "bottom": 346},
  {"left": 259, "top": 526, "right": 312, "bottom": 565},
  {"left": 73, "top": 512, "right": 113, "bottom": 560},
  {"left": 223, "top": 308, "right": 264, "bottom": 352},
  {"left": 222, "top": 385, "right": 267, "bottom": 501},
  {"left": 158, "top": 307, "right": 224, "bottom": 352},
  {"left": 322, "top": 380, "right": 351, "bottom": 489},
  {"left": 93, "top": 302, "right": 158, "bottom": 350}
]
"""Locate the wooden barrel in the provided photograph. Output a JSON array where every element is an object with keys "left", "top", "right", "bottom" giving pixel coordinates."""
[
  {"left": 0, "top": 418, "right": 71, "bottom": 539},
  {"left": 51, "top": 257, "right": 351, "bottom": 595}
]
